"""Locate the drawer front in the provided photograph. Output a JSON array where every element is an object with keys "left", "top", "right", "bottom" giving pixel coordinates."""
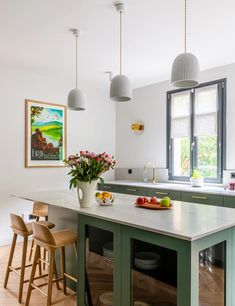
[
  {"left": 224, "top": 196, "right": 235, "bottom": 208},
  {"left": 98, "top": 183, "right": 119, "bottom": 193},
  {"left": 98, "top": 183, "right": 148, "bottom": 196},
  {"left": 117, "top": 185, "right": 148, "bottom": 196},
  {"left": 181, "top": 192, "right": 223, "bottom": 206},
  {"left": 148, "top": 188, "right": 181, "bottom": 200}
]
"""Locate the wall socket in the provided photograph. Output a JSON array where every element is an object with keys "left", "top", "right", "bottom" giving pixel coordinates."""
[
  {"left": 231, "top": 172, "right": 235, "bottom": 179},
  {"left": 128, "top": 169, "right": 132, "bottom": 174}
]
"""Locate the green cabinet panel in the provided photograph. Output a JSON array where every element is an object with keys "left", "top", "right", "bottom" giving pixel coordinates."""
[
  {"left": 181, "top": 191, "right": 224, "bottom": 206},
  {"left": 98, "top": 183, "right": 148, "bottom": 196},
  {"left": 224, "top": 196, "right": 235, "bottom": 208},
  {"left": 148, "top": 188, "right": 181, "bottom": 200}
]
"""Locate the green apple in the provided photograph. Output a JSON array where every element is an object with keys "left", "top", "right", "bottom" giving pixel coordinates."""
[{"left": 160, "top": 197, "right": 171, "bottom": 207}]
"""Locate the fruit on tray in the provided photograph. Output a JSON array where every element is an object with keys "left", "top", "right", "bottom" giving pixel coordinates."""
[
  {"left": 136, "top": 197, "right": 145, "bottom": 205},
  {"left": 160, "top": 197, "right": 171, "bottom": 207},
  {"left": 150, "top": 197, "right": 158, "bottom": 204}
]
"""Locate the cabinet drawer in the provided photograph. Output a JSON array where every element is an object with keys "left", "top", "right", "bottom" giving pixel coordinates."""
[
  {"left": 224, "top": 196, "right": 235, "bottom": 208},
  {"left": 98, "top": 183, "right": 119, "bottom": 193},
  {"left": 117, "top": 185, "right": 148, "bottom": 196},
  {"left": 98, "top": 183, "right": 148, "bottom": 196},
  {"left": 181, "top": 192, "right": 223, "bottom": 206},
  {"left": 148, "top": 188, "right": 181, "bottom": 200}
]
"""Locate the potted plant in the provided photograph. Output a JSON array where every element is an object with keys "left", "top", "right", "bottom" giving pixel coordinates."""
[
  {"left": 64, "top": 151, "right": 116, "bottom": 207},
  {"left": 190, "top": 169, "right": 204, "bottom": 187}
]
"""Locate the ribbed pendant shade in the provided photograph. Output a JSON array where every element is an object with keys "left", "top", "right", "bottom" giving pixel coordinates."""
[
  {"left": 110, "top": 74, "right": 132, "bottom": 101},
  {"left": 171, "top": 52, "right": 200, "bottom": 88},
  {"left": 67, "top": 88, "right": 86, "bottom": 110}
]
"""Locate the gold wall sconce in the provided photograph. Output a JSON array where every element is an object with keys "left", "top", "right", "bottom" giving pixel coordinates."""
[{"left": 131, "top": 121, "right": 144, "bottom": 135}]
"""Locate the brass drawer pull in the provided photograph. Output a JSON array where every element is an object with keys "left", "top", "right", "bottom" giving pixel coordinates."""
[
  {"left": 126, "top": 188, "right": 137, "bottom": 192},
  {"left": 103, "top": 186, "right": 111, "bottom": 189},
  {"left": 155, "top": 192, "right": 169, "bottom": 195},
  {"left": 192, "top": 196, "right": 207, "bottom": 200}
]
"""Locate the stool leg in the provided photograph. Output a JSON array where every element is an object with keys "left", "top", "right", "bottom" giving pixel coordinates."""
[
  {"left": 43, "top": 248, "right": 47, "bottom": 270},
  {"left": 18, "top": 236, "right": 28, "bottom": 303},
  {"left": 47, "top": 251, "right": 55, "bottom": 306},
  {"left": 60, "top": 246, "right": 67, "bottom": 295},
  {"left": 25, "top": 245, "right": 40, "bottom": 306},
  {"left": 29, "top": 238, "right": 34, "bottom": 261},
  {"left": 53, "top": 258, "right": 60, "bottom": 290},
  {"left": 4, "top": 233, "right": 17, "bottom": 288}
]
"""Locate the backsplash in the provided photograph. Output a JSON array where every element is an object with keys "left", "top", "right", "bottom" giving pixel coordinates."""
[{"left": 115, "top": 168, "right": 169, "bottom": 182}]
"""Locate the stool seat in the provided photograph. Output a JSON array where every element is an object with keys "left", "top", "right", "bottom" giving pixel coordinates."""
[
  {"left": 52, "top": 230, "right": 77, "bottom": 248},
  {"left": 26, "top": 221, "right": 55, "bottom": 235}
]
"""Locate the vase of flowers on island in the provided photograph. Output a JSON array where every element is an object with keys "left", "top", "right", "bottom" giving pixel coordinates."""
[{"left": 64, "top": 151, "right": 116, "bottom": 208}]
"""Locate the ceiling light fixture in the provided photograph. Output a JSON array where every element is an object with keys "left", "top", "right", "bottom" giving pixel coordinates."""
[
  {"left": 67, "top": 29, "right": 86, "bottom": 111},
  {"left": 110, "top": 1, "right": 132, "bottom": 102},
  {"left": 171, "top": 0, "right": 200, "bottom": 88}
]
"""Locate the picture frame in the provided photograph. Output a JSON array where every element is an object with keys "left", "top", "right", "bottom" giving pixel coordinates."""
[{"left": 25, "top": 99, "right": 67, "bottom": 168}]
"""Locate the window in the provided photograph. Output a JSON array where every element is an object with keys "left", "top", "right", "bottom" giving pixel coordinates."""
[{"left": 167, "top": 79, "right": 226, "bottom": 183}]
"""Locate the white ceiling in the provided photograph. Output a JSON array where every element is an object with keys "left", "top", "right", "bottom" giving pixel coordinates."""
[{"left": 1, "top": 0, "right": 235, "bottom": 89}]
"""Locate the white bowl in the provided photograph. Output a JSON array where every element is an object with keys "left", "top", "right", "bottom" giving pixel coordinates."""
[{"left": 95, "top": 192, "right": 114, "bottom": 206}]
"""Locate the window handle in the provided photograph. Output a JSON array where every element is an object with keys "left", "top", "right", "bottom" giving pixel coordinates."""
[{"left": 191, "top": 141, "right": 195, "bottom": 151}]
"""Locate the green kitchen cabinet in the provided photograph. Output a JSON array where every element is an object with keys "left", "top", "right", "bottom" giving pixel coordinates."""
[
  {"left": 181, "top": 191, "right": 224, "bottom": 206},
  {"left": 224, "top": 196, "right": 235, "bottom": 208},
  {"left": 148, "top": 188, "right": 181, "bottom": 200},
  {"left": 98, "top": 183, "right": 148, "bottom": 196}
]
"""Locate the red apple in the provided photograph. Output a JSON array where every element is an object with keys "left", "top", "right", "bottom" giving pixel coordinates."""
[
  {"left": 136, "top": 197, "right": 144, "bottom": 205},
  {"left": 150, "top": 197, "right": 158, "bottom": 204}
]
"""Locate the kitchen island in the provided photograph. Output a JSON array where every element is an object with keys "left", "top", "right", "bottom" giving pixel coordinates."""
[{"left": 14, "top": 190, "right": 235, "bottom": 306}]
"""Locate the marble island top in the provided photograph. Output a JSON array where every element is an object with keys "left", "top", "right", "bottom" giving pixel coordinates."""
[
  {"left": 104, "top": 180, "right": 235, "bottom": 196},
  {"left": 13, "top": 189, "right": 235, "bottom": 242}
]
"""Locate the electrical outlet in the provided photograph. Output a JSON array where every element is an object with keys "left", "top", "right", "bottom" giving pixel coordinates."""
[
  {"left": 128, "top": 169, "right": 132, "bottom": 174},
  {"left": 231, "top": 172, "right": 235, "bottom": 179}
]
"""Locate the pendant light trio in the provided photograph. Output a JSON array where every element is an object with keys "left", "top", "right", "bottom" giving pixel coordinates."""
[{"left": 67, "top": 0, "right": 200, "bottom": 111}]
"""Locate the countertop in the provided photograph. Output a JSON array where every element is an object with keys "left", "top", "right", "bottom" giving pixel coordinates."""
[
  {"left": 13, "top": 190, "right": 235, "bottom": 242},
  {"left": 102, "top": 180, "right": 235, "bottom": 196}
]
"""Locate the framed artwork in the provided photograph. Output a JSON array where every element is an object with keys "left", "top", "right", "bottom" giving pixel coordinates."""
[{"left": 25, "top": 99, "right": 67, "bottom": 167}]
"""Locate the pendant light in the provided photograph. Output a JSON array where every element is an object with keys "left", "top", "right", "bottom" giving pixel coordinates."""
[
  {"left": 110, "top": 1, "right": 132, "bottom": 102},
  {"left": 171, "top": 0, "right": 200, "bottom": 88},
  {"left": 67, "top": 29, "right": 86, "bottom": 111}
]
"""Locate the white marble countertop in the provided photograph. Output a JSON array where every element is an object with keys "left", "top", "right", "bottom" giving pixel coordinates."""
[
  {"left": 13, "top": 190, "right": 235, "bottom": 241},
  {"left": 103, "top": 180, "right": 235, "bottom": 196}
]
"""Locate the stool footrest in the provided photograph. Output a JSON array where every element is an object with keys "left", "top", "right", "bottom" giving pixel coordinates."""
[{"left": 64, "top": 273, "right": 77, "bottom": 283}]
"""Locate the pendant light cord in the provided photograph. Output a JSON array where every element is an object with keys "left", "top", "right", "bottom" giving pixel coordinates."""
[
  {"left": 184, "top": 0, "right": 187, "bottom": 53},
  {"left": 75, "top": 33, "right": 78, "bottom": 89},
  {"left": 120, "top": 10, "right": 122, "bottom": 75}
]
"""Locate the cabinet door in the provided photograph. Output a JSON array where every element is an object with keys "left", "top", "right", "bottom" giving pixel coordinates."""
[
  {"left": 98, "top": 183, "right": 119, "bottom": 193},
  {"left": 148, "top": 188, "right": 181, "bottom": 200},
  {"left": 181, "top": 192, "right": 223, "bottom": 206},
  {"left": 78, "top": 216, "right": 122, "bottom": 306},
  {"left": 224, "top": 196, "right": 235, "bottom": 208}
]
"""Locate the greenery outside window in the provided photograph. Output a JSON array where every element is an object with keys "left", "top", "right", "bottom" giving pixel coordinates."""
[{"left": 167, "top": 79, "right": 226, "bottom": 183}]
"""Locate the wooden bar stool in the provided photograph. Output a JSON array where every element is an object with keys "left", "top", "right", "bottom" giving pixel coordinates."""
[
  {"left": 29, "top": 202, "right": 50, "bottom": 262},
  {"left": 25, "top": 222, "right": 77, "bottom": 306},
  {"left": 4, "top": 214, "right": 55, "bottom": 303}
]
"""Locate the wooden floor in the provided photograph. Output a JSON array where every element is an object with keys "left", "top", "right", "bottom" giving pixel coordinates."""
[
  {"left": 0, "top": 242, "right": 224, "bottom": 306},
  {"left": 0, "top": 242, "right": 76, "bottom": 306}
]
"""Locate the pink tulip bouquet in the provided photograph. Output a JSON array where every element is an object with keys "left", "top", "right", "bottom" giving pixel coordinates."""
[{"left": 64, "top": 150, "right": 116, "bottom": 189}]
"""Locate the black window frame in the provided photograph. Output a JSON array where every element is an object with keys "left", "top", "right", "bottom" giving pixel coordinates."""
[{"left": 167, "top": 78, "right": 226, "bottom": 184}]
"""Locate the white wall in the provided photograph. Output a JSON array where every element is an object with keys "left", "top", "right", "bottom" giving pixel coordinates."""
[
  {"left": 0, "top": 66, "right": 115, "bottom": 245},
  {"left": 116, "top": 63, "right": 235, "bottom": 170}
]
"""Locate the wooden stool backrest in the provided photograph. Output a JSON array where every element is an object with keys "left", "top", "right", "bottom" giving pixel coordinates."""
[
  {"left": 32, "top": 222, "right": 56, "bottom": 248},
  {"left": 33, "top": 202, "right": 48, "bottom": 217},
  {"left": 10, "top": 214, "right": 29, "bottom": 236}
]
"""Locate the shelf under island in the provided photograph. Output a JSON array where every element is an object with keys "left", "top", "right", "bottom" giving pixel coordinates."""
[{"left": 13, "top": 189, "right": 235, "bottom": 306}]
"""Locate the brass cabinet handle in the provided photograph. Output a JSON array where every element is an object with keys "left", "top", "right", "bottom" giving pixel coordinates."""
[
  {"left": 192, "top": 195, "right": 207, "bottom": 200},
  {"left": 126, "top": 188, "right": 137, "bottom": 192},
  {"left": 155, "top": 191, "right": 169, "bottom": 195},
  {"left": 103, "top": 186, "right": 111, "bottom": 189}
]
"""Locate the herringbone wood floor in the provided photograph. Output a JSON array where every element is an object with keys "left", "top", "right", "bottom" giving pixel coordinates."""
[{"left": 0, "top": 242, "right": 224, "bottom": 306}]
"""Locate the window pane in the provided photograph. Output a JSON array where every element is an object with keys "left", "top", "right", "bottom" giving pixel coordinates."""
[
  {"left": 197, "top": 135, "right": 217, "bottom": 178},
  {"left": 172, "top": 137, "right": 190, "bottom": 177}
]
